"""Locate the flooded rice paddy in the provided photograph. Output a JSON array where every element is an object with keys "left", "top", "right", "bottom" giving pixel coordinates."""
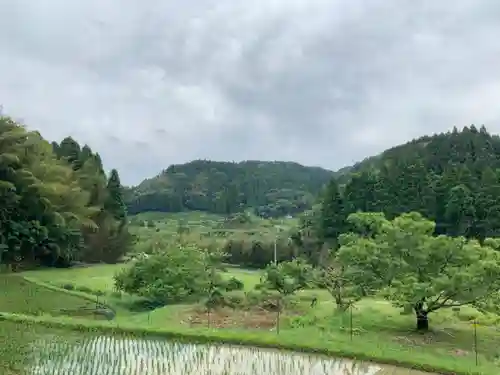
[{"left": 1, "top": 322, "right": 434, "bottom": 375}]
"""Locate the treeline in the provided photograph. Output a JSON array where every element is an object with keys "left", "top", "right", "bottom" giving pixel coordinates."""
[
  {"left": 125, "top": 160, "right": 333, "bottom": 218},
  {"left": 0, "top": 116, "right": 132, "bottom": 269},
  {"left": 213, "top": 125, "right": 500, "bottom": 268},
  {"left": 300, "top": 125, "right": 500, "bottom": 254}
]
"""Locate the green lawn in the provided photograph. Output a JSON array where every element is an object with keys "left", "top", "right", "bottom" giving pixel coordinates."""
[
  {"left": 23, "top": 264, "right": 263, "bottom": 293},
  {"left": 23, "top": 264, "right": 127, "bottom": 292}
]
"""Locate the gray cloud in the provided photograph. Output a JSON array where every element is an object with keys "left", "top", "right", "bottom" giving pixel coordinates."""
[{"left": 1, "top": 0, "right": 500, "bottom": 184}]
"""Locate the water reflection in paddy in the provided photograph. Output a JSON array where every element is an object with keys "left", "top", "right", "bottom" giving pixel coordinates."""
[{"left": 26, "top": 334, "right": 435, "bottom": 375}]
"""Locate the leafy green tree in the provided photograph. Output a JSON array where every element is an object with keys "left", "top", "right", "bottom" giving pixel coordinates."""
[
  {"left": 114, "top": 244, "right": 222, "bottom": 305},
  {"left": 258, "top": 258, "right": 316, "bottom": 333},
  {"left": 202, "top": 247, "right": 227, "bottom": 326},
  {"left": 445, "top": 184, "right": 475, "bottom": 237},
  {"left": 290, "top": 204, "right": 324, "bottom": 264},
  {"left": 336, "top": 211, "right": 500, "bottom": 331},
  {"left": 259, "top": 258, "right": 316, "bottom": 297},
  {"left": 320, "top": 250, "right": 364, "bottom": 311}
]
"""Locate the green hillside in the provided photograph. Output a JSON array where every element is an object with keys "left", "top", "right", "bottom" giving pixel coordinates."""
[
  {"left": 320, "top": 125, "right": 500, "bottom": 241},
  {"left": 124, "top": 160, "right": 334, "bottom": 217}
]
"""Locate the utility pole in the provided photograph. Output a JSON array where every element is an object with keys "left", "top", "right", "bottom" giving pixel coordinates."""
[
  {"left": 274, "top": 224, "right": 282, "bottom": 264},
  {"left": 274, "top": 237, "right": 277, "bottom": 264}
]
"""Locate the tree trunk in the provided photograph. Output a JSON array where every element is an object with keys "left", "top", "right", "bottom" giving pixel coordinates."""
[
  {"left": 414, "top": 302, "right": 429, "bottom": 331},
  {"left": 335, "top": 294, "right": 344, "bottom": 310},
  {"left": 276, "top": 297, "right": 280, "bottom": 334}
]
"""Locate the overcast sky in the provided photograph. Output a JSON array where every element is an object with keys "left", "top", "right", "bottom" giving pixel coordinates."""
[{"left": 1, "top": 1, "right": 500, "bottom": 184}]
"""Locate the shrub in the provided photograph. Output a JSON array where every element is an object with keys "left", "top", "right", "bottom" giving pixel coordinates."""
[
  {"left": 62, "top": 283, "right": 75, "bottom": 291},
  {"left": 225, "top": 277, "right": 244, "bottom": 292},
  {"left": 110, "top": 291, "right": 123, "bottom": 299},
  {"left": 225, "top": 294, "right": 245, "bottom": 309},
  {"left": 114, "top": 244, "right": 224, "bottom": 305}
]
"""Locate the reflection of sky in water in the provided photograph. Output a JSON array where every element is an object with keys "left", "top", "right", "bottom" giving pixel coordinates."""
[{"left": 27, "top": 336, "right": 384, "bottom": 375}]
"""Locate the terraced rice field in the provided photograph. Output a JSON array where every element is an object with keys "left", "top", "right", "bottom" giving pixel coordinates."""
[{"left": 1, "top": 323, "right": 434, "bottom": 375}]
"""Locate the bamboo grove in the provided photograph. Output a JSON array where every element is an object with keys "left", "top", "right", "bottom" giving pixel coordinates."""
[{"left": 0, "top": 116, "right": 132, "bottom": 269}]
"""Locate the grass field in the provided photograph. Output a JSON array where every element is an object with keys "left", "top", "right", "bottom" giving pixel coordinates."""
[
  {"left": 12, "top": 263, "right": 500, "bottom": 374},
  {"left": 23, "top": 264, "right": 261, "bottom": 293},
  {"left": 23, "top": 264, "right": 127, "bottom": 293}
]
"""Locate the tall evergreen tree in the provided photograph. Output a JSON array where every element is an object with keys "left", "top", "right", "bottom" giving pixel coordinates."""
[
  {"left": 318, "top": 179, "right": 346, "bottom": 247},
  {"left": 105, "top": 169, "right": 127, "bottom": 222}
]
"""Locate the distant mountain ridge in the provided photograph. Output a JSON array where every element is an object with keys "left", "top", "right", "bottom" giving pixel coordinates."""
[
  {"left": 124, "top": 160, "right": 335, "bottom": 217},
  {"left": 126, "top": 125, "right": 499, "bottom": 219}
]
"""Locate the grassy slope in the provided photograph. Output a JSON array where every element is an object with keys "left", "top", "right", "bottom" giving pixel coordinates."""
[
  {"left": 17, "top": 264, "right": 500, "bottom": 374},
  {"left": 0, "top": 275, "right": 98, "bottom": 316},
  {"left": 23, "top": 264, "right": 127, "bottom": 293}
]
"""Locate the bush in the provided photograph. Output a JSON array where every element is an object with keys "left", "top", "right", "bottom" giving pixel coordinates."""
[
  {"left": 224, "top": 294, "right": 245, "bottom": 309},
  {"left": 244, "top": 290, "right": 280, "bottom": 310},
  {"left": 225, "top": 277, "right": 244, "bottom": 292},
  {"left": 110, "top": 291, "right": 123, "bottom": 299},
  {"left": 62, "top": 283, "right": 75, "bottom": 291},
  {"left": 114, "top": 244, "right": 224, "bottom": 305}
]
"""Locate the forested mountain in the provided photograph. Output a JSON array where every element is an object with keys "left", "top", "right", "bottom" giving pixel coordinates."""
[
  {"left": 306, "top": 125, "right": 500, "bottom": 249},
  {"left": 125, "top": 160, "right": 334, "bottom": 217},
  {"left": 0, "top": 116, "right": 132, "bottom": 268}
]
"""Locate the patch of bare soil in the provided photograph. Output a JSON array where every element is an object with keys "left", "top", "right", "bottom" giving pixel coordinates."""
[
  {"left": 184, "top": 307, "right": 292, "bottom": 330},
  {"left": 393, "top": 332, "right": 472, "bottom": 357},
  {"left": 393, "top": 334, "right": 439, "bottom": 346}
]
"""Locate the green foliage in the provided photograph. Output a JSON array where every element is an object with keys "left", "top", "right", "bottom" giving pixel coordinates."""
[
  {"left": 289, "top": 126, "right": 500, "bottom": 278},
  {"left": 318, "top": 179, "right": 346, "bottom": 246},
  {"left": 53, "top": 136, "right": 133, "bottom": 264},
  {"left": 104, "top": 169, "right": 127, "bottom": 222},
  {"left": 259, "top": 259, "right": 316, "bottom": 296},
  {"left": 224, "top": 276, "right": 245, "bottom": 292},
  {"left": 223, "top": 236, "right": 297, "bottom": 268},
  {"left": 114, "top": 244, "right": 225, "bottom": 305},
  {"left": 336, "top": 211, "right": 500, "bottom": 329},
  {"left": 338, "top": 126, "right": 500, "bottom": 240},
  {"left": 125, "top": 160, "right": 334, "bottom": 217},
  {"left": 0, "top": 115, "right": 133, "bottom": 267},
  {"left": 319, "top": 251, "right": 364, "bottom": 311}
]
